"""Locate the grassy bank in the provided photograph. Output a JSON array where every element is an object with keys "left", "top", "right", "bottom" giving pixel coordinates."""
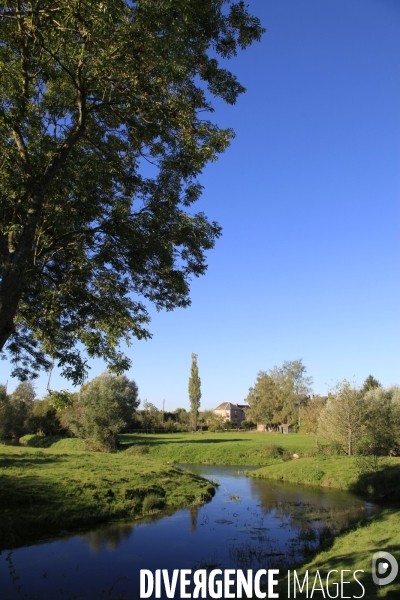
[
  {"left": 119, "top": 431, "right": 317, "bottom": 465},
  {"left": 249, "top": 455, "right": 400, "bottom": 499},
  {"left": 0, "top": 442, "right": 215, "bottom": 550},
  {"left": 252, "top": 454, "right": 400, "bottom": 598},
  {"left": 275, "top": 508, "right": 400, "bottom": 599}
]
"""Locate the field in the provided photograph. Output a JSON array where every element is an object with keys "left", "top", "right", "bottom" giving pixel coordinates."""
[
  {"left": 0, "top": 441, "right": 215, "bottom": 551},
  {"left": 2, "top": 431, "right": 400, "bottom": 599},
  {"left": 118, "top": 430, "right": 318, "bottom": 464}
]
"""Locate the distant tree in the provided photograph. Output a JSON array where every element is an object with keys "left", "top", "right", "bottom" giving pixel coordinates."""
[
  {"left": 25, "top": 398, "right": 63, "bottom": 436},
  {"left": 0, "top": 382, "right": 34, "bottom": 438},
  {"left": 66, "top": 372, "right": 139, "bottom": 451},
  {"left": 241, "top": 420, "right": 255, "bottom": 429},
  {"left": 208, "top": 413, "right": 225, "bottom": 432},
  {"left": 245, "top": 372, "right": 280, "bottom": 425},
  {"left": 245, "top": 359, "right": 313, "bottom": 426},
  {"left": 300, "top": 396, "right": 327, "bottom": 446},
  {"left": 174, "top": 407, "right": 191, "bottom": 429},
  {"left": 11, "top": 381, "right": 36, "bottom": 406},
  {"left": 141, "top": 401, "right": 161, "bottom": 429},
  {"left": 270, "top": 359, "right": 313, "bottom": 425},
  {"left": 362, "top": 386, "right": 400, "bottom": 457},
  {"left": 362, "top": 375, "right": 382, "bottom": 394},
  {"left": 188, "top": 353, "right": 201, "bottom": 431},
  {"left": 317, "top": 381, "right": 369, "bottom": 456}
]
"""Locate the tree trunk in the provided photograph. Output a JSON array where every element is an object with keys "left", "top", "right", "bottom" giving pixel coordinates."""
[{"left": 0, "top": 265, "right": 25, "bottom": 351}]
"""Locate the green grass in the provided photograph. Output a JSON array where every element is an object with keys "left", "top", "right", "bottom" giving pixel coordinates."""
[
  {"left": 249, "top": 455, "right": 400, "bottom": 498},
  {"left": 0, "top": 442, "right": 215, "bottom": 550},
  {"left": 19, "top": 434, "right": 85, "bottom": 450},
  {"left": 118, "top": 431, "right": 318, "bottom": 465},
  {"left": 275, "top": 508, "right": 400, "bottom": 599}
]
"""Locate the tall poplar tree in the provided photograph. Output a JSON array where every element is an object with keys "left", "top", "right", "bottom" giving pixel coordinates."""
[{"left": 188, "top": 353, "right": 201, "bottom": 431}]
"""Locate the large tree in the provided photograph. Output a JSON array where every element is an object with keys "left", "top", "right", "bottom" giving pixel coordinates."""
[
  {"left": 246, "top": 359, "right": 313, "bottom": 426},
  {"left": 64, "top": 371, "right": 139, "bottom": 451},
  {"left": 245, "top": 371, "right": 280, "bottom": 425},
  {"left": 0, "top": 1, "right": 264, "bottom": 383},
  {"left": 188, "top": 352, "right": 201, "bottom": 431},
  {"left": 317, "top": 381, "right": 369, "bottom": 456}
]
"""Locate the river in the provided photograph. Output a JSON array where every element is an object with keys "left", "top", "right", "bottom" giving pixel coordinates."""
[{"left": 0, "top": 465, "right": 379, "bottom": 599}]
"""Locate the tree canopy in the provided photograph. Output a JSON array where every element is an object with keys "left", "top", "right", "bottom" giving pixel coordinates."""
[
  {"left": 245, "top": 359, "right": 313, "bottom": 426},
  {"left": 0, "top": 0, "right": 264, "bottom": 383},
  {"left": 63, "top": 371, "right": 139, "bottom": 451}
]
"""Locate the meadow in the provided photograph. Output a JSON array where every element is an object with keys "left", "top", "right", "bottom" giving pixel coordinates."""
[
  {"left": 2, "top": 430, "right": 400, "bottom": 599},
  {"left": 0, "top": 440, "right": 215, "bottom": 550},
  {"left": 118, "top": 430, "right": 318, "bottom": 465}
]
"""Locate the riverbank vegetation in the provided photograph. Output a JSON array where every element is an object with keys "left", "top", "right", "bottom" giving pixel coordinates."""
[
  {"left": 0, "top": 443, "right": 215, "bottom": 551},
  {"left": 275, "top": 508, "right": 400, "bottom": 599},
  {"left": 249, "top": 455, "right": 400, "bottom": 499}
]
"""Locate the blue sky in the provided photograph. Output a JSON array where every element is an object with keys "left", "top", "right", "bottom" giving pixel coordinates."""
[{"left": 2, "top": 0, "right": 399, "bottom": 410}]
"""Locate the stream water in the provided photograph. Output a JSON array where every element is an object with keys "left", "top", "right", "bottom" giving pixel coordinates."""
[{"left": 0, "top": 465, "right": 379, "bottom": 599}]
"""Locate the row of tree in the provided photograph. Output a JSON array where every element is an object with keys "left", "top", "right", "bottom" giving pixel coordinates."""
[
  {"left": 0, "top": 357, "right": 204, "bottom": 450},
  {"left": 245, "top": 362, "right": 400, "bottom": 457},
  {"left": 0, "top": 374, "right": 140, "bottom": 450},
  {"left": 303, "top": 378, "right": 400, "bottom": 457}
]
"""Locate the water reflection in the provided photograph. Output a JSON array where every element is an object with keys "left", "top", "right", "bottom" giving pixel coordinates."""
[{"left": 0, "top": 465, "right": 379, "bottom": 600}]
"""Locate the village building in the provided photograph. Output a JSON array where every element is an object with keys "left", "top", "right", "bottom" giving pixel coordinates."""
[{"left": 213, "top": 402, "right": 249, "bottom": 427}]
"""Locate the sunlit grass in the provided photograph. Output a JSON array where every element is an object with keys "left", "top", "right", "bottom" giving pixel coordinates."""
[{"left": 118, "top": 431, "right": 319, "bottom": 465}]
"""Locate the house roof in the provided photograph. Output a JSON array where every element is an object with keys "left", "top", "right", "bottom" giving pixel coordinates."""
[{"left": 214, "top": 402, "right": 249, "bottom": 411}]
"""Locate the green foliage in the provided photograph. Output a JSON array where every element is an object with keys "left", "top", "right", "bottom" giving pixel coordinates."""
[
  {"left": 25, "top": 399, "right": 63, "bottom": 436},
  {"left": 258, "top": 444, "right": 291, "bottom": 460},
  {"left": 188, "top": 353, "right": 201, "bottom": 430},
  {"left": 207, "top": 413, "right": 225, "bottom": 432},
  {"left": 0, "top": 0, "right": 264, "bottom": 383},
  {"left": 361, "top": 374, "right": 381, "bottom": 393},
  {"left": 0, "top": 383, "right": 33, "bottom": 438},
  {"left": 246, "top": 359, "right": 313, "bottom": 426},
  {"left": 10, "top": 381, "right": 36, "bottom": 406},
  {"left": 66, "top": 372, "right": 140, "bottom": 451},
  {"left": 300, "top": 395, "right": 327, "bottom": 445},
  {"left": 317, "top": 381, "right": 369, "bottom": 456},
  {"left": 48, "top": 390, "right": 74, "bottom": 411},
  {"left": 224, "top": 419, "right": 234, "bottom": 429},
  {"left": 317, "top": 382, "right": 400, "bottom": 459},
  {"left": 360, "top": 386, "right": 400, "bottom": 458}
]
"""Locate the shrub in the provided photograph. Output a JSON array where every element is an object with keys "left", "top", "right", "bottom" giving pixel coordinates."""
[
  {"left": 259, "top": 444, "right": 292, "bottom": 460},
  {"left": 125, "top": 444, "right": 150, "bottom": 455}
]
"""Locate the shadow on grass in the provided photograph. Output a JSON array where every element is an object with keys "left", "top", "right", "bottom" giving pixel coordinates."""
[
  {"left": 0, "top": 454, "right": 65, "bottom": 468},
  {"left": 350, "top": 464, "right": 400, "bottom": 501},
  {"left": 119, "top": 434, "right": 251, "bottom": 448}
]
